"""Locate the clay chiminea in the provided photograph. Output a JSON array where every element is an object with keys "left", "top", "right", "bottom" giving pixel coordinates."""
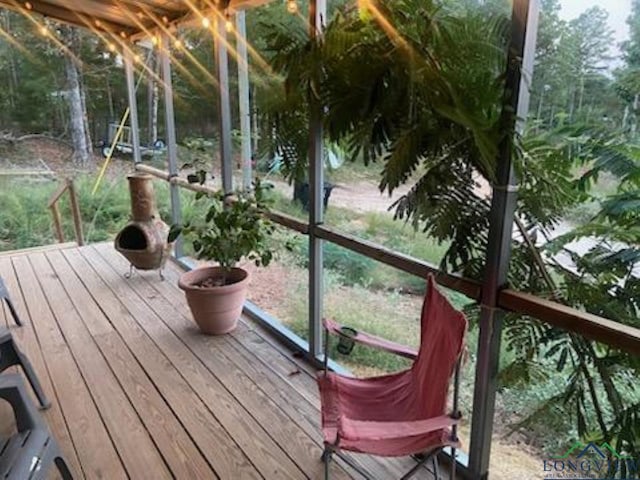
[{"left": 115, "top": 173, "right": 171, "bottom": 278}]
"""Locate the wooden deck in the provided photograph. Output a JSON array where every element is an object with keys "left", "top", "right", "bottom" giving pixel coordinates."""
[{"left": 0, "top": 243, "right": 435, "bottom": 479}]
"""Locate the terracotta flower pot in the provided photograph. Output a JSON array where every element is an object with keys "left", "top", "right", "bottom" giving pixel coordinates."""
[{"left": 178, "top": 266, "right": 249, "bottom": 335}]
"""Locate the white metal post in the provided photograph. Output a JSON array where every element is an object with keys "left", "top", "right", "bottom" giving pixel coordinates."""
[
  {"left": 468, "top": 0, "right": 539, "bottom": 478},
  {"left": 308, "top": 0, "right": 327, "bottom": 358},
  {"left": 214, "top": 11, "right": 233, "bottom": 194},
  {"left": 159, "top": 33, "right": 183, "bottom": 257},
  {"left": 124, "top": 51, "right": 142, "bottom": 164},
  {"left": 236, "top": 11, "right": 252, "bottom": 191}
]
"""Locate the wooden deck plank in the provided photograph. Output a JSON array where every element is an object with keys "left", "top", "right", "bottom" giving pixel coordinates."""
[
  {"left": 0, "top": 292, "right": 19, "bottom": 441},
  {"left": 0, "top": 256, "right": 86, "bottom": 479},
  {"left": 160, "top": 255, "right": 431, "bottom": 479},
  {"left": 9, "top": 255, "right": 126, "bottom": 480},
  {"left": 0, "top": 271, "right": 85, "bottom": 480},
  {"left": 103, "top": 245, "right": 428, "bottom": 480},
  {"left": 0, "top": 242, "right": 76, "bottom": 258},
  {"left": 30, "top": 252, "right": 171, "bottom": 480},
  {"left": 1, "top": 242, "right": 439, "bottom": 480},
  {"left": 75, "top": 246, "right": 306, "bottom": 480},
  {"left": 44, "top": 250, "right": 216, "bottom": 480},
  {"left": 60, "top": 248, "right": 261, "bottom": 480},
  {"left": 92, "top": 244, "right": 351, "bottom": 480}
]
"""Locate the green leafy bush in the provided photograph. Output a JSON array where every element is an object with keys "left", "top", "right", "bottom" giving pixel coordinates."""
[{"left": 169, "top": 180, "right": 276, "bottom": 282}]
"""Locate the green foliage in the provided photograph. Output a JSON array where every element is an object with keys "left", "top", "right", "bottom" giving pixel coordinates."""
[
  {"left": 531, "top": 1, "right": 623, "bottom": 129},
  {"left": 0, "top": 174, "right": 174, "bottom": 251},
  {"left": 262, "top": 0, "right": 640, "bottom": 460},
  {"left": 169, "top": 179, "right": 276, "bottom": 275}
]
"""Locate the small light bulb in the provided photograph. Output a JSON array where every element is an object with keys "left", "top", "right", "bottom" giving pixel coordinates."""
[
  {"left": 201, "top": 17, "right": 210, "bottom": 28},
  {"left": 94, "top": 19, "right": 102, "bottom": 28},
  {"left": 151, "top": 35, "right": 159, "bottom": 46},
  {"left": 24, "top": 2, "right": 32, "bottom": 10},
  {"left": 174, "top": 39, "right": 182, "bottom": 49},
  {"left": 224, "top": 11, "right": 233, "bottom": 33},
  {"left": 120, "top": 31, "right": 127, "bottom": 39},
  {"left": 286, "top": 0, "right": 298, "bottom": 14},
  {"left": 107, "top": 42, "right": 116, "bottom": 52},
  {"left": 162, "top": 15, "right": 169, "bottom": 24},
  {"left": 39, "top": 25, "right": 48, "bottom": 36},
  {"left": 134, "top": 54, "right": 141, "bottom": 63}
]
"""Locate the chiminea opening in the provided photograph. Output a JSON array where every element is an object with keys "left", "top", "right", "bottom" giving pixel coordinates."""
[
  {"left": 117, "top": 225, "right": 148, "bottom": 250},
  {"left": 114, "top": 173, "right": 171, "bottom": 275}
]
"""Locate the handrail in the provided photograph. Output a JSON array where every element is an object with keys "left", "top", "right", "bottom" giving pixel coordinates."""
[
  {"left": 135, "top": 164, "right": 640, "bottom": 356},
  {"left": 499, "top": 290, "right": 640, "bottom": 356},
  {"left": 313, "top": 225, "right": 482, "bottom": 300},
  {"left": 135, "top": 163, "right": 309, "bottom": 234},
  {"left": 47, "top": 179, "right": 84, "bottom": 246}
]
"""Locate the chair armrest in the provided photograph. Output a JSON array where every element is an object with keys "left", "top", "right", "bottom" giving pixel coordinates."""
[
  {"left": 340, "top": 415, "right": 460, "bottom": 441},
  {"left": 0, "top": 374, "right": 39, "bottom": 432},
  {"left": 323, "top": 318, "right": 418, "bottom": 360}
]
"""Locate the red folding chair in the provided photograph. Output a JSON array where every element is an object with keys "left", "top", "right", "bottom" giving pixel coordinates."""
[{"left": 318, "top": 275, "right": 468, "bottom": 479}]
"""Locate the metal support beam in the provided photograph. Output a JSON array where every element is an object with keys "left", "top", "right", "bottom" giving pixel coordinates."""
[
  {"left": 160, "top": 34, "right": 183, "bottom": 258},
  {"left": 468, "top": 1, "right": 539, "bottom": 478},
  {"left": 308, "top": 0, "right": 327, "bottom": 358},
  {"left": 124, "top": 52, "right": 142, "bottom": 164},
  {"left": 214, "top": 12, "right": 233, "bottom": 193},
  {"left": 236, "top": 11, "right": 252, "bottom": 191}
]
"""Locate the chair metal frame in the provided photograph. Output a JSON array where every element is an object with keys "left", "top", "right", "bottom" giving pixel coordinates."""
[
  {"left": 0, "top": 277, "right": 50, "bottom": 409},
  {"left": 321, "top": 324, "right": 463, "bottom": 480},
  {"left": 0, "top": 374, "right": 71, "bottom": 479}
]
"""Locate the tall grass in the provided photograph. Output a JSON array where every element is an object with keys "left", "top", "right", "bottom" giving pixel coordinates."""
[{"left": 0, "top": 174, "right": 200, "bottom": 252}]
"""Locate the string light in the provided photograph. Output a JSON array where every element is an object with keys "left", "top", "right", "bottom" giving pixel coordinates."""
[
  {"left": 151, "top": 35, "right": 159, "bottom": 46},
  {"left": 286, "top": 0, "right": 298, "bottom": 14},
  {"left": 39, "top": 25, "right": 48, "bottom": 36},
  {"left": 162, "top": 15, "right": 169, "bottom": 24},
  {"left": 120, "top": 31, "right": 127, "bottom": 39},
  {"left": 24, "top": 2, "right": 32, "bottom": 10},
  {"left": 107, "top": 42, "right": 116, "bottom": 53},
  {"left": 174, "top": 38, "right": 182, "bottom": 49},
  {"left": 224, "top": 12, "right": 233, "bottom": 33},
  {"left": 134, "top": 54, "right": 141, "bottom": 63},
  {"left": 201, "top": 17, "right": 210, "bottom": 28},
  {"left": 94, "top": 19, "right": 102, "bottom": 28}
]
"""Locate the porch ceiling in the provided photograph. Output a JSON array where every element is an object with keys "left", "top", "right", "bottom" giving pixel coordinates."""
[{"left": 0, "top": 0, "right": 274, "bottom": 37}]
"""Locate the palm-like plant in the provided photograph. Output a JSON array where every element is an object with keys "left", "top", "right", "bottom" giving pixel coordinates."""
[{"left": 259, "top": 0, "right": 640, "bottom": 463}]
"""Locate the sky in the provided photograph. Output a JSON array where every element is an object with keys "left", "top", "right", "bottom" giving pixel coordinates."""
[{"left": 559, "top": 0, "right": 632, "bottom": 60}]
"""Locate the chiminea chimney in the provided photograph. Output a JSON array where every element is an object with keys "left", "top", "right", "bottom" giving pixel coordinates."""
[{"left": 114, "top": 173, "right": 171, "bottom": 277}]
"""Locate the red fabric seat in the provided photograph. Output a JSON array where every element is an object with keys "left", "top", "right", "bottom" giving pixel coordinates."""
[{"left": 318, "top": 275, "right": 468, "bottom": 458}]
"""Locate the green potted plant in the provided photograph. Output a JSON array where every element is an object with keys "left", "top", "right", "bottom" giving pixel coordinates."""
[{"left": 168, "top": 180, "right": 275, "bottom": 334}]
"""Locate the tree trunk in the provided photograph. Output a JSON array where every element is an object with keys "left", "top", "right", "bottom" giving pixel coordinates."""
[
  {"left": 577, "top": 76, "right": 585, "bottom": 118},
  {"left": 568, "top": 87, "right": 576, "bottom": 122},
  {"left": 62, "top": 27, "right": 92, "bottom": 165},
  {"left": 148, "top": 52, "right": 159, "bottom": 146},
  {"left": 251, "top": 86, "right": 259, "bottom": 153},
  {"left": 2, "top": 13, "right": 16, "bottom": 111},
  {"left": 79, "top": 68, "right": 92, "bottom": 153},
  {"left": 106, "top": 76, "right": 114, "bottom": 120}
]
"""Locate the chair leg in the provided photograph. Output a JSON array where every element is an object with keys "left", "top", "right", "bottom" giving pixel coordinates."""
[
  {"left": 400, "top": 452, "right": 434, "bottom": 480},
  {"left": 15, "top": 345, "right": 50, "bottom": 409},
  {"left": 450, "top": 448, "right": 457, "bottom": 480},
  {"left": 55, "top": 456, "right": 74, "bottom": 480},
  {"left": 321, "top": 447, "right": 332, "bottom": 480},
  {"left": 432, "top": 455, "right": 440, "bottom": 480},
  {"left": 4, "top": 298, "right": 22, "bottom": 327}
]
